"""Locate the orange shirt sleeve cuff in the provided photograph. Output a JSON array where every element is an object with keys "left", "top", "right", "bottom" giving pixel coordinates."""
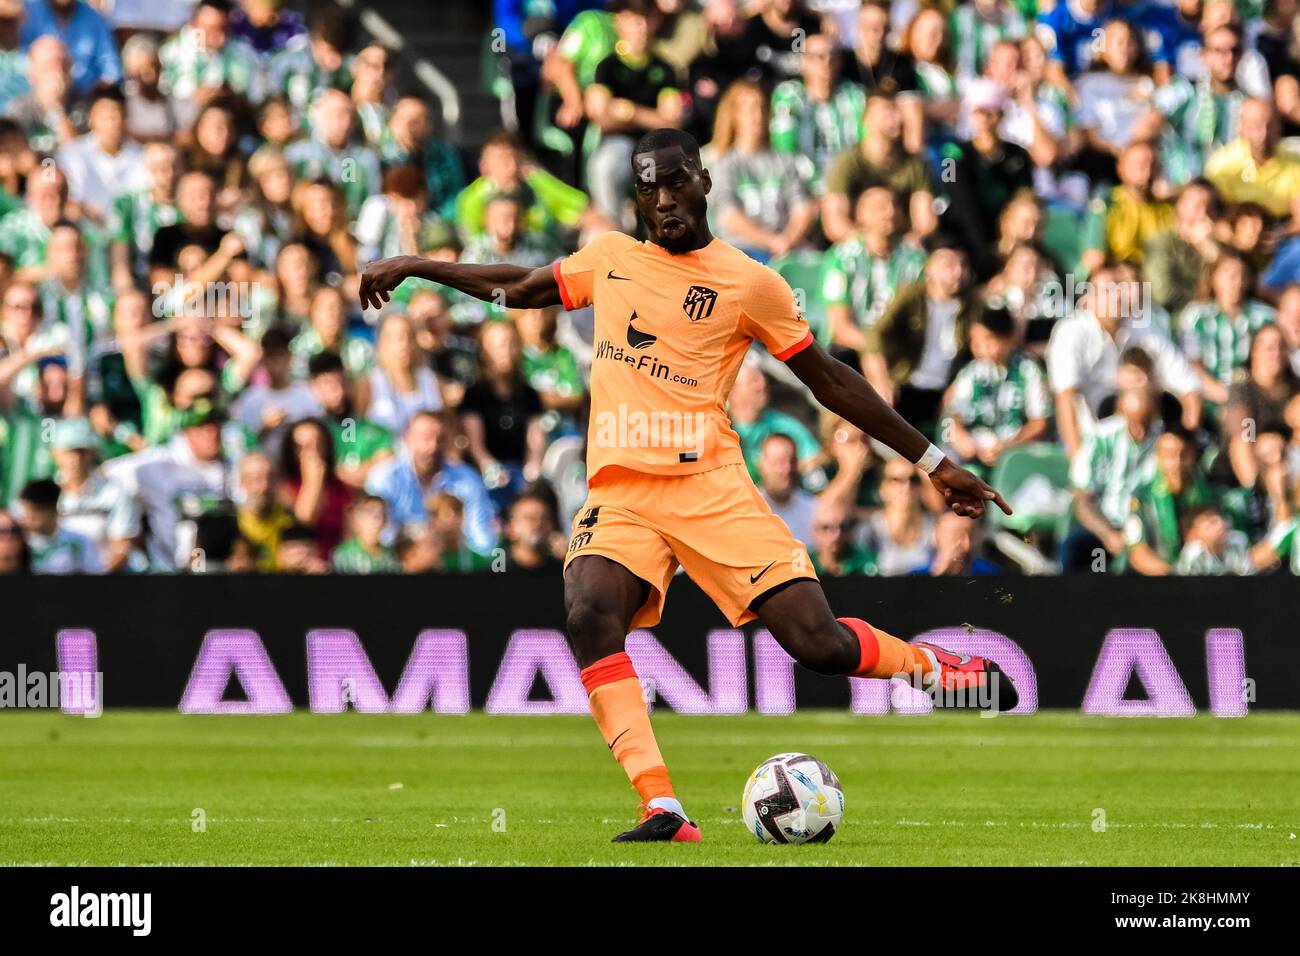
[
  {"left": 552, "top": 260, "right": 575, "bottom": 310},
  {"left": 773, "top": 331, "right": 814, "bottom": 362}
]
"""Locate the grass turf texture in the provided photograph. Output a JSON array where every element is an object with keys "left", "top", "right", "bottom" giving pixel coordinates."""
[{"left": 1, "top": 711, "right": 1297, "bottom": 866}]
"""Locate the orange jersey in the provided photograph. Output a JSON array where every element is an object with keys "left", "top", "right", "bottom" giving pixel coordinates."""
[{"left": 553, "top": 232, "right": 813, "bottom": 481}]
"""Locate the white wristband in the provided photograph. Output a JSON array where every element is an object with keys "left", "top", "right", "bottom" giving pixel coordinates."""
[{"left": 916, "top": 443, "right": 945, "bottom": 475}]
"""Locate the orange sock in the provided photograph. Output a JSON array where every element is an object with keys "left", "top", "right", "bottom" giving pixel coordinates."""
[
  {"left": 838, "top": 617, "right": 934, "bottom": 680},
  {"left": 580, "top": 652, "right": 676, "bottom": 804}
]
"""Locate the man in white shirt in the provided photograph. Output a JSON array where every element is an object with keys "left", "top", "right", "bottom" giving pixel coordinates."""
[
  {"left": 1047, "top": 261, "right": 1202, "bottom": 457},
  {"left": 103, "top": 396, "right": 233, "bottom": 570},
  {"left": 55, "top": 86, "right": 146, "bottom": 222},
  {"left": 52, "top": 416, "right": 140, "bottom": 572}
]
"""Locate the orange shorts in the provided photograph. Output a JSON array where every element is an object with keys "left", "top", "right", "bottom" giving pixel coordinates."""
[{"left": 563, "top": 462, "right": 817, "bottom": 628}]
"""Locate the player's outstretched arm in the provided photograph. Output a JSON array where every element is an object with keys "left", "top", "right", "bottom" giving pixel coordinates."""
[
  {"left": 785, "top": 341, "right": 1012, "bottom": 519},
  {"left": 358, "top": 255, "right": 563, "bottom": 311}
]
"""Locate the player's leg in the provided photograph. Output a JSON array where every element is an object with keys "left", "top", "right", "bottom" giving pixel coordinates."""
[
  {"left": 565, "top": 555, "right": 700, "bottom": 842},
  {"left": 751, "top": 579, "right": 1018, "bottom": 710}
]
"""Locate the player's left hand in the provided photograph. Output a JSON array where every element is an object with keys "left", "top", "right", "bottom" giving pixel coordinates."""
[{"left": 928, "top": 458, "right": 1013, "bottom": 518}]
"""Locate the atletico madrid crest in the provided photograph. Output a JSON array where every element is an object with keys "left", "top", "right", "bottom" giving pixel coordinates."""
[{"left": 682, "top": 285, "right": 717, "bottom": 322}]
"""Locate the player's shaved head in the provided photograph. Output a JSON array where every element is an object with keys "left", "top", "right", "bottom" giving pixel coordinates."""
[{"left": 632, "top": 128, "right": 702, "bottom": 169}]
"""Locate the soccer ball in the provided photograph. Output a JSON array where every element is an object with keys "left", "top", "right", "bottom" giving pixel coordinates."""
[{"left": 741, "top": 752, "right": 844, "bottom": 844}]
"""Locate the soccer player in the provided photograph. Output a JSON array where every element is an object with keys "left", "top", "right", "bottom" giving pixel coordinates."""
[{"left": 360, "top": 128, "right": 1018, "bottom": 844}]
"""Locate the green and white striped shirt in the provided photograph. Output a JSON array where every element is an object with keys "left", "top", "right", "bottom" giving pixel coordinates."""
[
  {"left": 160, "top": 33, "right": 264, "bottom": 103},
  {"left": 36, "top": 279, "right": 114, "bottom": 377},
  {"left": 820, "top": 237, "right": 927, "bottom": 330},
  {"left": 950, "top": 4, "right": 1027, "bottom": 81},
  {"left": 1174, "top": 532, "right": 1256, "bottom": 575},
  {"left": 1070, "top": 414, "right": 1158, "bottom": 528},
  {"left": 267, "top": 43, "right": 354, "bottom": 116},
  {"left": 1178, "top": 299, "right": 1275, "bottom": 388},
  {"left": 0, "top": 207, "right": 51, "bottom": 269},
  {"left": 106, "top": 189, "right": 180, "bottom": 273},
  {"left": 769, "top": 79, "right": 865, "bottom": 191},
  {"left": 1266, "top": 517, "right": 1300, "bottom": 575},
  {"left": 1155, "top": 76, "right": 1249, "bottom": 184},
  {"left": 283, "top": 137, "right": 382, "bottom": 219},
  {"left": 945, "top": 352, "right": 1051, "bottom": 442}
]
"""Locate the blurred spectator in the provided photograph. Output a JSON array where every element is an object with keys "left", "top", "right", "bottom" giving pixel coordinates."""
[
  {"left": 231, "top": 0, "right": 307, "bottom": 59},
  {"left": 361, "top": 312, "right": 443, "bottom": 436},
  {"left": 1219, "top": 322, "right": 1300, "bottom": 486},
  {"left": 1125, "top": 429, "right": 1218, "bottom": 575},
  {"left": 232, "top": 326, "right": 321, "bottom": 449},
  {"left": 50, "top": 416, "right": 137, "bottom": 572},
  {"left": 277, "top": 417, "right": 352, "bottom": 559},
  {"left": 276, "top": 521, "right": 328, "bottom": 573},
  {"left": 15, "top": 476, "right": 99, "bottom": 571},
  {"left": 429, "top": 490, "right": 493, "bottom": 571},
  {"left": 769, "top": 29, "right": 864, "bottom": 193},
  {"left": 756, "top": 431, "right": 816, "bottom": 544},
  {"left": 460, "top": 320, "right": 545, "bottom": 505},
  {"left": 285, "top": 88, "right": 381, "bottom": 219},
  {"left": 1144, "top": 178, "right": 1221, "bottom": 314},
  {"left": 107, "top": 140, "right": 180, "bottom": 292},
  {"left": 268, "top": 5, "right": 354, "bottom": 117},
  {"left": 942, "top": 78, "right": 1034, "bottom": 278},
  {"left": 842, "top": 1, "right": 924, "bottom": 150},
  {"left": 1080, "top": 140, "right": 1174, "bottom": 275},
  {"left": 379, "top": 95, "right": 464, "bottom": 219},
  {"left": 159, "top": 0, "right": 263, "bottom": 130},
  {"left": 6, "top": 36, "right": 79, "bottom": 152},
  {"left": 56, "top": 86, "right": 145, "bottom": 223},
  {"left": 585, "top": 0, "right": 684, "bottom": 229},
  {"left": 913, "top": 510, "right": 1000, "bottom": 575},
  {"left": 332, "top": 493, "right": 401, "bottom": 573},
  {"left": 861, "top": 454, "right": 935, "bottom": 575},
  {"left": 821, "top": 186, "right": 926, "bottom": 353},
  {"left": 305, "top": 350, "right": 394, "bottom": 488},
  {"left": 1174, "top": 504, "right": 1266, "bottom": 574},
  {"left": 729, "top": 359, "right": 822, "bottom": 485},
  {"left": 706, "top": 78, "right": 816, "bottom": 260},
  {"left": 456, "top": 130, "right": 595, "bottom": 243},
  {"left": 0, "top": 508, "right": 30, "bottom": 573},
  {"left": 809, "top": 496, "right": 875, "bottom": 576},
  {"left": 102, "top": 394, "right": 233, "bottom": 570},
  {"left": 1047, "top": 262, "right": 1201, "bottom": 456},
  {"left": 1066, "top": 385, "right": 1161, "bottom": 571},
  {"left": 1205, "top": 98, "right": 1300, "bottom": 219},
  {"left": 865, "top": 239, "right": 979, "bottom": 428},
  {"left": 1179, "top": 249, "right": 1275, "bottom": 402},
  {"left": 20, "top": 0, "right": 122, "bottom": 94},
  {"left": 503, "top": 487, "right": 566, "bottom": 571},
  {"left": 822, "top": 91, "right": 936, "bottom": 243},
  {"left": 942, "top": 307, "right": 1051, "bottom": 474},
  {"left": 902, "top": 5, "right": 959, "bottom": 144},
  {"left": 235, "top": 449, "right": 292, "bottom": 571},
  {"left": 365, "top": 410, "right": 496, "bottom": 553}
]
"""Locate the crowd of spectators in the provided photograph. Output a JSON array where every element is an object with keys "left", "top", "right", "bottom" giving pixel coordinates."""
[{"left": 3, "top": 0, "right": 1300, "bottom": 578}]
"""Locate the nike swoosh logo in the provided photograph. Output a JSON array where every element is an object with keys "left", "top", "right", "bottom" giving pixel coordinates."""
[
  {"left": 608, "top": 729, "right": 629, "bottom": 751},
  {"left": 749, "top": 561, "right": 778, "bottom": 584},
  {"left": 607, "top": 270, "right": 631, "bottom": 280}
]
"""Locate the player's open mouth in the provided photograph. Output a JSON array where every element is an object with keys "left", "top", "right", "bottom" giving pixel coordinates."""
[{"left": 660, "top": 217, "right": 687, "bottom": 240}]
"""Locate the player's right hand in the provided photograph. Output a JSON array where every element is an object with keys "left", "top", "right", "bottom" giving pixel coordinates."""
[
  {"left": 359, "top": 255, "right": 416, "bottom": 310},
  {"left": 929, "top": 458, "right": 1013, "bottom": 519}
]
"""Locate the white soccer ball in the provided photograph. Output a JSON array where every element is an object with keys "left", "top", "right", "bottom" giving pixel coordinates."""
[{"left": 741, "top": 752, "right": 844, "bottom": 844}]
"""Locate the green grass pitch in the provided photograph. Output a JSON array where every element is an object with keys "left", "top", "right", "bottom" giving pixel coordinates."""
[{"left": 1, "top": 710, "right": 1297, "bottom": 866}]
